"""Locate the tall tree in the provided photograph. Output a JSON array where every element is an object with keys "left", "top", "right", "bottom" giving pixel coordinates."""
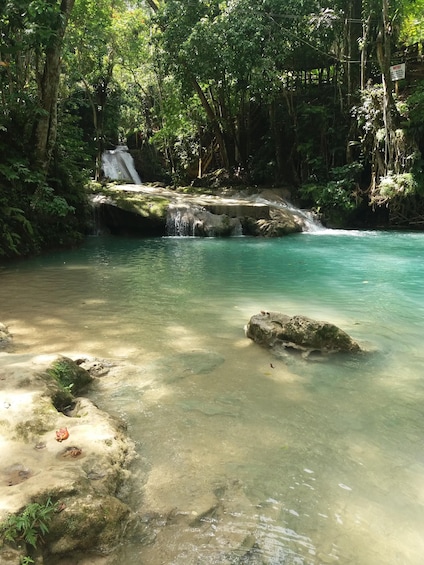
[
  {"left": 34, "top": 0, "right": 75, "bottom": 172},
  {"left": 65, "top": 0, "right": 118, "bottom": 179},
  {"left": 147, "top": 0, "right": 324, "bottom": 175}
]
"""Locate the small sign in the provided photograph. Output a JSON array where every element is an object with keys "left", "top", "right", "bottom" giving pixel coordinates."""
[{"left": 390, "top": 63, "right": 406, "bottom": 81}]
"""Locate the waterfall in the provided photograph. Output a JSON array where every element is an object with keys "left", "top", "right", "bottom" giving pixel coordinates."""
[
  {"left": 101, "top": 145, "right": 142, "bottom": 184},
  {"left": 166, "top": 204, "right": 242, "bottom": 237},
  {"left": 251, "top": 195, "right": 325, "bottom": 233},
  {"left": 283, "top": 202, "right": 325, "bottom": 232},
  {"left": 166, "top": 205, "right": 202, "bottom": 236},
  {"left": 165, "top": 196, "right": 323, "bottom": 237}
]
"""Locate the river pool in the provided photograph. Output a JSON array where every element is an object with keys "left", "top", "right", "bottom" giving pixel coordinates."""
[{"left": 1, "top": 231, "right": 424, "bottom": 564}]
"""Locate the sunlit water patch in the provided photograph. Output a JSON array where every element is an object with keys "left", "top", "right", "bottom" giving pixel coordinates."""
[{"left": 1, "top": 232, "right": 424, "bottom": 564}]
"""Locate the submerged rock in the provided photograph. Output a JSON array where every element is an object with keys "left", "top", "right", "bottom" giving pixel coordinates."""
[
  {"left": 142, "top": 350, "right": 225, "bottom": 383},
  {"left": 246, "top": 312, "right": 361, "bottom": 356},
  {"left": 0, "top": 322, "right": 12, "bottom": 349},
  {"left": 47, "top": 494, "right": 133, "bottom": 555}
]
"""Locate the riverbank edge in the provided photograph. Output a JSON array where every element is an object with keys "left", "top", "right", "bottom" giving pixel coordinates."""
[{"left": 0, "top": 337, "right": 137, "bottom": 565}]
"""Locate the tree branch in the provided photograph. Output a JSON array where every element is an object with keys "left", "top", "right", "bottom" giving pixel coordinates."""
[{"left": 145, "top": 0, "right": 159, "bottom": 13}]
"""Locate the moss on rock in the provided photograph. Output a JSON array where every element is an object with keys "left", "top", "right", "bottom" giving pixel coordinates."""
[
  {"left": 47, "top": 494, "right": 134, "bottom": 555},
  {"left": 42, "top": 357, "right": 93, "bottom": 412}
]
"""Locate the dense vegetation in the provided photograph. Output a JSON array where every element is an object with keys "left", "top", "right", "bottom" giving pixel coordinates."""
[{"left": 1, "top": 0, "right": 424, "bottom": 257}]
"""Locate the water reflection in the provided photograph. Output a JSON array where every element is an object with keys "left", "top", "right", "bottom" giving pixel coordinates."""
[{"left": 1, "top": 233, "right": 424, "bottom": 563}]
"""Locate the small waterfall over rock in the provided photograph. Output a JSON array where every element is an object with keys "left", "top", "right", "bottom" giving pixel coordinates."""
[
  {"left": 89, "top": 182, "right": 324, "bottom": 238},
  {"left": 283, "top": 202, "right": 325, "bottom": 232},
  {"left": 251, "top": 195, "right": 325, "bottom": 233},
  {"left": 101, "top": 145, "right": 142, "bottom": 184},
  {"left": 166, "top": 205, "right": 202, "bottom": 236},
  {"left": 166, "top": 204, "right": 242, "bottom": 237}
]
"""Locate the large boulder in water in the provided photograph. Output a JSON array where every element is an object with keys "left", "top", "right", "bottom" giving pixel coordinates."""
[{"left": 246, "top": 312, "right": 361, "bottom": 355}]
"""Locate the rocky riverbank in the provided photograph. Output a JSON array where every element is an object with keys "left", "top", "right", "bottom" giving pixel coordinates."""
[
  {"left": 89, "top": 184, "right": 321, "bottom": 237},
  {"left": 0, "top": 329, "right": 136, "bottom": 565}
]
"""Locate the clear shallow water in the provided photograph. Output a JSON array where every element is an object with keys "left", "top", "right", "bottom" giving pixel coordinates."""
[{"left": 1, "top": 231, "right": 424, "bottom": 564}]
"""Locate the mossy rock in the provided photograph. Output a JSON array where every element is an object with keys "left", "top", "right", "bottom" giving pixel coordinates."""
[
  {"left": 46, "top": 356, "right": 93, "bottom": 393},
  {"left": 42, "top": 356, "right": 93, "bottom": 411},
  {"left": 47, "top": 494, "right": 134, "bottom": 555},
  {"left": 111, "top": 191, "right": 170, "bottom": 219},
  {"left": 0, "top": 547, "right": 24, "bottom": 564},
  {"left": 246, "top": 312, "right": 361, "bottom": 355}
]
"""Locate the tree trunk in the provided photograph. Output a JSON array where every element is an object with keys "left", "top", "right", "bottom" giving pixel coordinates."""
[
  {"left": 376, "top": 0, "right": 398, "bottom": 174},
  {"left": 345, "top": 0, "right": 362, "bottom": 102},
  {"left": 361, "top": 14, "right": 371, "bottom": 90},
  {"left": 191, "top": 78, "right": 230, "bottom": 170},
  {"left": 81, "top": 77, "right": 103, "bottom": 181},
  {"left": 269, "top": 100, "right": 283, "bottom": 182},
  {"left": 35, "top": 0, "right": 75, "bottom": 173},
  {"left": 144, "top": 0, "right": 160, "bottom": 13},
  {"left": 145, "top": 0, "right": 230, "bottom": 171}
]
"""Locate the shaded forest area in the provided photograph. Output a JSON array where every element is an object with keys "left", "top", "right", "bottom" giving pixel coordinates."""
[{"left": 1, "top": 0, "right": 424, "bottom": 258}]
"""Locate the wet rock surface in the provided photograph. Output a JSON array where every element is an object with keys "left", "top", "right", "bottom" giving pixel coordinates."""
[
  {"left": 246, "top": 311, "right": 361, "bottom": 357},
  {"left": 0, "top": 322, "right": 12, "bottom": 349},
  {"left": 0, "top": 350, "right": 136, "bottom": 564},
  {"left": 89, "top": 185, "right": 314, "bottom": 237}
]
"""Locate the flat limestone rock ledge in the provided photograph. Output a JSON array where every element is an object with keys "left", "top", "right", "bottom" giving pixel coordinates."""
[
  {"left": 89, "top": 185, "right": 309, "bottom": 237},
  {"left": 246, "top": 312, "right": 361, "bottom": 357},
  {"left": 0, "top": 352, "right": 137, "bottom": 564}
]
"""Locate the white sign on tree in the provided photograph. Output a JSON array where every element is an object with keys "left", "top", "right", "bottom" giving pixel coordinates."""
[{"left": 390, "top": 63, "right": 406, "bottom": 81}]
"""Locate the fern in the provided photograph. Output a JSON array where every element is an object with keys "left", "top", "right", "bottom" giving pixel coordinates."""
[{"left": 0, "top": 498, "right": 58, "bottom": 549}]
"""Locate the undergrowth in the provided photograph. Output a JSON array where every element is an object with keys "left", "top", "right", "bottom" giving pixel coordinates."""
[{"left": 0, "top": 497, "right": 58, "bottom": 563}]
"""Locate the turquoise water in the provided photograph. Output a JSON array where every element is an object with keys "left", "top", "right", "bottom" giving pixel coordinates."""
[{"left": 1, "top": 231, "right": 424, "bottom": 564}]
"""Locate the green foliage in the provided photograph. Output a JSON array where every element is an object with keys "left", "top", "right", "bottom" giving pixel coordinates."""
[
  {"left": 149, "top": 77, "right": 201, "bottom": 180},
  {"left": 0, "top": 498, "right": 58, "bottom": 550},
  {"left": 0, "top": 0, "right": 91, "bottom": 259},
  {"left": 0, "top": 148, "right": 86, "bottom": 258},
  {"left": 405, "top": 81, "right": 424, "bottom": 138},
  {"left": 30, "top": 185, "right": 75, "bottom": 218},
  {"left": 0, "top": 157, "right": 36, "bottom": 257},
  {"left": 0, "top": 174, "right": 85, "bottom": 259},
  {"left": 300, "top": 162, "right": 363, "bottom": 221},
  {"left": 378, "top": 172, "right": 418, "bottom": 200},
  {"left": 353, "top": 84, "right": 422, "bottom": 210},
  {"left": 0, "top": 204, "right": 33, "bottom": 257},
  {"left": 47, "top": 359, "right": 76, "bottom": 393},
  {"left": 399, "top": 0, "right": 424, "bottom": 43},
  {"left": 150, "top": 0, "right": 338, "bottom": 175},
  {"left": 0, "top": 0, "right": 423, "bottom": 236}
]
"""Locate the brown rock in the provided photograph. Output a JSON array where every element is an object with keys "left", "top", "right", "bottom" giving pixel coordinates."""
[{"left": 246, "top": 312, "right": 361, "bottom": 355}]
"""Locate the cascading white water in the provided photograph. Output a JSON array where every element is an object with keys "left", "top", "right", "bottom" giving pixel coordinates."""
[
  {"left": 283, "top": 201, "right": 325, "bottom": 232},
  {"left": 251, "top": 195, "right": 325, "bottom": 232},
  {"left": 166, "top": 205, "right": 203, "bottom": 236},
  {"left": 101, "top": 145, "right": 142, "bottom": 184},
  {"left": 165, "top": 197, "right": 323, "bottom": 237},
  {"left": 166, "top": 204, "right": 243, "bottom": 237}
]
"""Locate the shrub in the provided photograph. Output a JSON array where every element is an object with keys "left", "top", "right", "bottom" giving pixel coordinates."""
[{"left": 300, "top": 162, "right": 363, "bottom": 223}]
